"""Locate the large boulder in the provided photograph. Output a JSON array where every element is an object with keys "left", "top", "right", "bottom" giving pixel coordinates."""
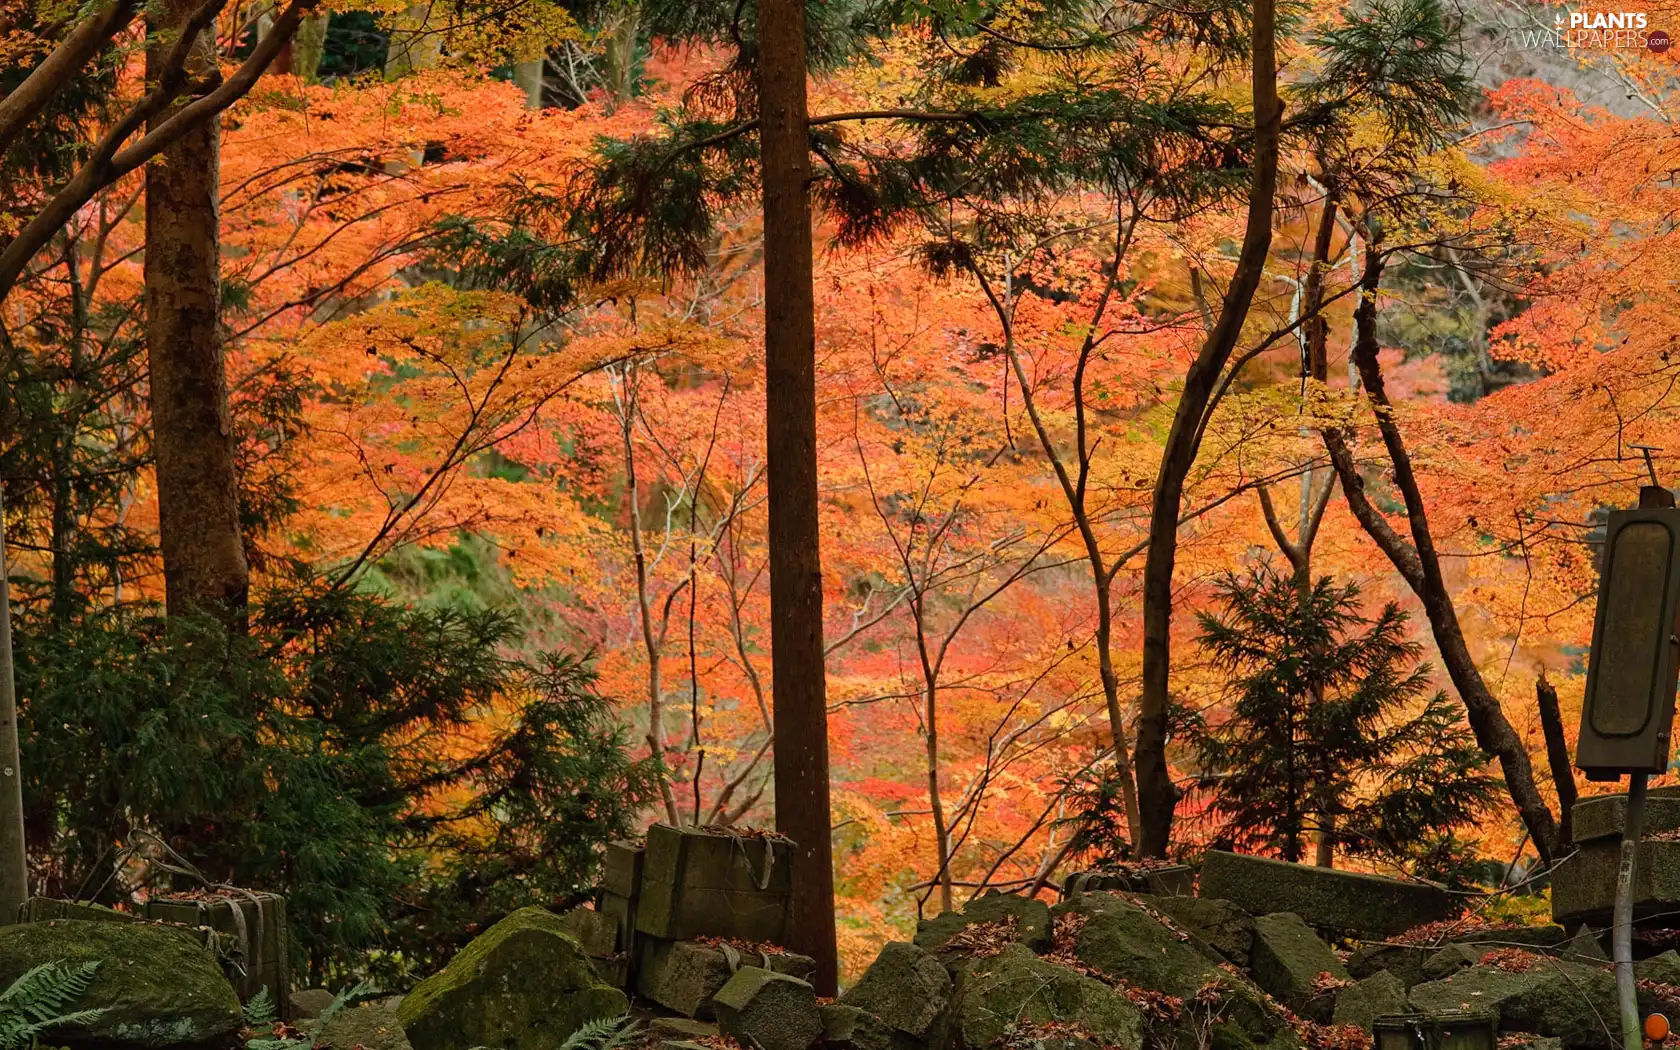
[
  {"left": 953, "top": 943, "right": 1144, "bottom": 1050},
  {"left": 1054, "top": 893, "right": 1294, "bottom": 1049},
  {"left": 396, "top": 906, "right": 627, "bottom": 1050},
  {"left": 840, "top": 941, "right": 952, "bottom": 1045},
  {"left": 711, "top": 967, "right": 823, "bottom": 1050},
  {"left": 1248, "top": 913, "right": 1348, "bottom": 1021},
  {"left": 317, "top": 1002, "right": 413, "bottom": 1050},
  {"left": 0, "top": 918, "right": 243, "bottom": 1049},
  {"left": 916, "top": 892, "right": 1052, "bottom": 955},
  {"left": 1331, "top": 971, "right": 1407, "bottom": 1032},
  {"left": 1145, "top": 897, "right": 1256, "bottom": 969},
  {"left": 1347, "top": 943, "right": 1432, "bottom": 990},
  {"left": 1199, "top": 851, "right": 1454, "bottom": 938}
]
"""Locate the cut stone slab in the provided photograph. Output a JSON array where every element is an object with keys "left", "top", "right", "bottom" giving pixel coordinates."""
[
  {"left": 636, "top": 824, "right": 793, "bottom": 943},
  {"left": 0, "top": 917, "right": 244, "bottom": 1049},
  {"left": 636, "top": 937, "right": 816, "bottom": 1018},
  {"left": 603, "top": 839, "right": 645, "bottom": 898},
  {"left": 290, "top": 988, "right": 337, "bottom": 1020},
  {"left": 1249, "top": 912, "right": 1349, "bottom": 1021},
  {"left": 915, "top": 892, "right": 1053, "bottom": 954},
  {"left": 1062, "top": 865, "right": 1196, "bottom": 900},
  {"left": 953, "top": 943, "right": 1143, "bottom": 1050},
  {"left": 820, "top": 1004, "right": 904, "bottom": 1050},
  {"left": 559, "top": 906, "right": 618, "bottom": 958},
  {"left": 712, "top": 967, "right": 823, "bottom": 1050},
  {"left": 316, "top": 1001, "right": 413, "bottom": 1050},
  {"left": 1198, "top": 851, "right": 1454, "bottom": 938},
  {"left": 839, "top": 941, "right": 951, "bottom": 1044},
  {"left": 1054, "top": 892, "right": 1293, "bottom": 1048},
  {"left": 649, "top": 1017, "right": 719, "bottom": 1039},
  {"left": 1144, "top": 896, "right": 1256, "bottom": 968},
  {"left": 396, "top": 906, "right": 627, "bottom": 1050},
  {"left": 1332, "top": 971, "right": 1408, "bottom": 1032},
  {"left": 1405, "top": 960, "right": 1674, "bottom": 1049},
  {"left": 1552, "top": 839, "right": 1680, "bottom": 928},
  {"left": 1569, "top": 787, "right": 1680, "bottom": 844}
]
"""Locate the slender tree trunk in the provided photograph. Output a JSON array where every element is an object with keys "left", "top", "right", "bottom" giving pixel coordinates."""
[
  {"left": 513, "top": 58, "right": 544, "bottom": 109},
  {"left": 1134, "top": 0, "right": 1280, "bottom": 857},
  {"left": 914, "top": 608, "right": 954, "bottom": 913},
  {"left": 1537, "top": 672, "right": 1576, "bottom": 848},
  {"left": 1321, "top": 242, "right": 1560, "bottom": 865},
  {"left": 758, "top": 0, "right": 837, "bottom": 996},
  {"left": 146, "top": 0, "right": 250, "bottom": 629},
  {"left": 384, "top": 3, "right": 440, "bottom": 78},
  {"left": 0, "top": 483, "right": 26, "bottom": 923},
  {"left": 290, "top": 12, "right": 329, "bottom": 82}
]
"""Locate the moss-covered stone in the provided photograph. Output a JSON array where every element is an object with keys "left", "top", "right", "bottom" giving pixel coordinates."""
[
  {"left": 1407, "top": 961, "right": 1664, "bottom": 1049},
  {"left": 1331, "top": 971, "right": 1407, "bottom": 1032},
  {"left": 820, "top": 1004, "right": 908, "bottom": 1050},
  {"left": 953, "top": 944, "right": 1143, "bottom": 1050},
  {"left": 840, "top": 941, "right": 951, "bottom": 1044},
  {"left": 1249, "top": 913, "right": 1347, "bottom": 1020},
  {"left": 915, "top": 892, "right": 1052, "bottom": 955},
  {"left": 0, "top": 918, "right": 242, "bottom": 1049},
  {"left": 1199, "top": 852, "right": 1453, "bottom": 938},
  {"left": 396, "top": 906, "right": 627, "bottom": 1050},
  {"left": 1055, "top": 893, "right": 1293, "bottom": 1049},
  {"left": 635, "top": 938, "right": 815, "bottom": 1018},
  {"left": 1551, "top": 839, "right": 1680, "bottom": 929},
  {"left": 711, "top": 967, "right": 822, "bottom": 1050},
  {"left": 1146, "top": 897, "right": 1256, "bottom": 969},
  {"left": 1422, "top": 945, "right": 1485, "bottom": 981},
  {"left": 317, "top": 1002, "right": 412, "bottom": 1050},
  {"left": 1348, "top": 944, "right": 1432, "bottom": 991}
]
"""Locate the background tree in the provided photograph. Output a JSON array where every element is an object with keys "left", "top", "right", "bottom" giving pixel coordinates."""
[{"left": 1187, "top": 566, "right": 1498, "bottom": 870}]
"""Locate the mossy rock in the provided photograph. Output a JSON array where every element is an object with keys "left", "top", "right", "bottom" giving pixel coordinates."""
[
  {"left": 316, "top": 1002, "right": 413, "bottom": 1050},
  {"left": 1408, "top": 960, "right": 1667, "bottom": 1049},
  {"left": 0, "top": 918, "right": 243, "bottom": 1049},
  {"left": 1054, "top": 893, "right": 1295, "bottom": 1050},
  {"left": 916, "top": 892, "right": 1052, "bottom": 955},
  {"left": 396, "top": 906, "right": 627, "bottom": 1050},
  {"left": 840, "top": 941, "right": 951, "bottom": 1044},
  {"left": 1145, "top": 896, "right": 1256, "bottom": 968},
  {"left": 1348, "top": 943, "right": 1432, "bottom": 990},
  {"left": 1330, "top": 971, "right": 1407, "bottom": 1032},
  {"left": 1249, "top": 912, "right": 1346, "bottom": 1020},
  {"left": 953, "top": 944, "right": 1143, "bottom": 1050}
]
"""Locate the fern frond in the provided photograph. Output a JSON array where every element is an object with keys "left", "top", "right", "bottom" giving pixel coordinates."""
[
  {"left": 0, "top": 960, "right": 100, "bottom": 1023},
  {"left": 558, "top": 1015, "right": 639, "bottom": 1050},
  {"left": 244, "top": 987, "right": 278, "bottom": 1027}
]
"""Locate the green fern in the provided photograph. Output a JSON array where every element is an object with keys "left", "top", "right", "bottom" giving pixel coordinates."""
[
  {"left": 556, "top": 1015, "right": 641, "bottom": 1050},
  {"left": 0, "top": 960, "right": 105, "bottom": 1050}
]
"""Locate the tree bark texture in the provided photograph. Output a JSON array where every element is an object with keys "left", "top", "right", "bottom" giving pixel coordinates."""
[
  {"left": 145, "top": 0, "right": 250, "bottom": 628},
  {"left": 757, "top": 0, "right": 838, "bottom": 996},
  {"left": 1134, "top": 0, "right": 1280, "bottom": 857}
]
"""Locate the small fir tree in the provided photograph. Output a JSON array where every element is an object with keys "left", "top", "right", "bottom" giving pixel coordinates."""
[{"left": 1187, "top": 565, "right": 1498, "bottom": 869}]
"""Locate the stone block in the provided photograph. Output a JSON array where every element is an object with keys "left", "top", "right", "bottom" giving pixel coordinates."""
[
  {"left": 1198, "top": 851, "right": 1454, "bottom": 937},
  {"left": 840, "top": 941, "right": 951, "bottom": 1044},
  {"left": 712, "top": 967, "right": 823, "bottom": 1050},
  {"left": 1569, "top": 787, "right": 1680, "bottom": 844},
  {"left": 603, "top": 839, "right": 645, "bottom": 899},
  {"left": 1421, "top": 945, "right": 1484, "bottom": 981},
  {"left": 636, "top": 937, "right": 817, "bottom": 1018},
  {"left": 915, "top": 892, "right": 1052, "bottom": 954},
  {"left": 636, "top": 824, "right": 793, "bottom": 943},
  {"left": 147, "top": 891, "right": 290, "bottom": 1016},
  {"left": 1249, "top": 912, "right": 1348, "bottom": 1021},
  {"left": 1061, "top": 865, "right": 1196, "bottom": 900},
  {"left": 1334, "top": 971, "right": 1409, "bottom": 1032},
  {"left": 1550, "top": 838, "right": 1680, "bottom": 928},
  {"left": 290, "top": 987, "right": 336, "bottom": 1020},
  {"left": 1145, "top": 896, "right": 1255, "bottom": 968},
  {"left": 953, "top": 943, "right": 1144, "bottom": 1050},
  {"left": 1350, "top": 943, "right": 1433, "bottom": 990},
  {"left": 316, "top": 1001, "right": 412, "bottom": 1050},
  {"left": 820, "top": 1004, "right": 903, "bottom": 1050},
  {"left": 558, "top": 906, "right": 618, "bottom": 958},
  {"left": 598, "top": 889, "right": 637, "bottom": 967},
  {"left": 650, "top": 1017, "right": 719, "bottom": 1039},
  {"left": 19, "top": 898, "right": 139, "bottom": 924}
]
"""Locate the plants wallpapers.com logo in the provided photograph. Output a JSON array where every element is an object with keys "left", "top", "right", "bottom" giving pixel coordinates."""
[{"left": 1515, "top": 8, "right": 1672, "bottom": 51}]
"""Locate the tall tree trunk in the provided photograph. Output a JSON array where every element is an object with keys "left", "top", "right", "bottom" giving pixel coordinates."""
[
  {"left": 1321, "top": 241, "right": 1561, "bottom": 866},
  {"left": 1134, "top": 0, "right": 1280, "bottom": 857},
  {"left": 146, "top": 0, "right": 249, "bottom": 629},
  {"left": 1536, "top": 672, "right": 1576, "bottom": 848},
  {"left": 514, "top": 58, "right": 544, "bottom": 109},
  {"left": 758, "top": 0, "right": 837, "bottom": 996},
  {"left": 291, "top": 12, "right": 330, "bottom": 82},
  {"left": 384, "top": 3, "right": 440, "bottom": 78},
  {"left": 0, "top": 483, "right": 26, "bottom": 924}
]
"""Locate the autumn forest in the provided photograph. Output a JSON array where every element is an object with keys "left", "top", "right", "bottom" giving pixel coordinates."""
[{"left": 2, "top": 0, "right": 1679, "bottom": 1020}]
